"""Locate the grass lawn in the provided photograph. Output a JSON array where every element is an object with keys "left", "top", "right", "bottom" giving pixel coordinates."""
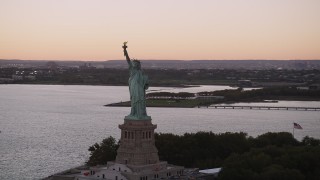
[{"left": 106, "top": 99, "right": 215, "bottom": 108}]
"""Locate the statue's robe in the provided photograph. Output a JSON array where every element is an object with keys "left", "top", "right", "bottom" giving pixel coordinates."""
[{"left": 127, "top": 61, "right": 149, "bottom": 119}]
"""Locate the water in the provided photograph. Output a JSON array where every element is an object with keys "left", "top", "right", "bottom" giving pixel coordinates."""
[{"left": 0, "top": 85, "right": 319, "bottom": 180}]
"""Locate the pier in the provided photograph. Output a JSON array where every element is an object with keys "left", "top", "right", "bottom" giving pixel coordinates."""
[{"left": 199, "top": 105, "right": 320, "bottom": 111}]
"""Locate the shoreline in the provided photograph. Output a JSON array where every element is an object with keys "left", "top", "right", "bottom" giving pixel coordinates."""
[{"left": 105, "top": 97, "right": 320, "bottom": 109}]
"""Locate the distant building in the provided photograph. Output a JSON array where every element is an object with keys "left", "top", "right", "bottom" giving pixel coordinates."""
[
  {"left": 12, "top": 75, "right": 23, "bottom": 80},
  {"left": 297, "top": 84, "right": 320, "bottom": 91},
  {"left": 309, "top": 84, "right": 320, "bottom": 90},
  {"left": 297, "top": 86, "right": 309, "bottom": 90},
  {"left": 80, "top": 63, "right": 96, "bottom": 70}
]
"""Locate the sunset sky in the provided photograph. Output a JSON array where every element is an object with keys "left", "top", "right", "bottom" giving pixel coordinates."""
[{"left": 1, "top": 0, "right": 320, "bottom": 61}]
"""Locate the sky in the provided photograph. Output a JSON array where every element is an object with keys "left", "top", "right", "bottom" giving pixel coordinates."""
[{"left": 0, "top": 0, "right": 320, "bottom": 61}]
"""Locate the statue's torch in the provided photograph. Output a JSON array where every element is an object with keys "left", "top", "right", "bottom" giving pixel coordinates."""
[{"left": 123, "top": 41, "right": 128, "bottom": 49}]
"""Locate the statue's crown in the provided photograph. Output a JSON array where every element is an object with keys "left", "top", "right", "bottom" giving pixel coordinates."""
[{"left": 132, "top": 59, "right": 140, "bottom": 63}]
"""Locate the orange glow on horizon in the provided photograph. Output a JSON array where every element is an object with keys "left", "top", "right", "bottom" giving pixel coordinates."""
[{"left": 1, "top": 0, "right": 320, "bottom": 61}]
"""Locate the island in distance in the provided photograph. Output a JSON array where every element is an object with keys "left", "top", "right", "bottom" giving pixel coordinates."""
[
  {"left": 1, "top": 59, "right": 320, "bottom": 70},
  {"left": 1, "top": 59, "right": 320, "bottom": 87}
]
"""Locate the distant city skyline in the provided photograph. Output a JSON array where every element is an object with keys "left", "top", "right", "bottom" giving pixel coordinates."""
[{"left": 1, "top": 0, "right": 320, "bottom": 61}]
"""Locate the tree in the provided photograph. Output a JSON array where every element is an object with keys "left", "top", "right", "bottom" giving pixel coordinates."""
[
  {"left": 250, "top": 132, "right": 299, "bottom": 148},
  {"left": 86, "top": 136, "right": 118, "bottom": 166},
  {"left": 301, "top": 136, "right": 320, "bottom": 146}
]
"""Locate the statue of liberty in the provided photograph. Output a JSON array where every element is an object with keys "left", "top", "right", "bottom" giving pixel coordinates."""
[{"left": 123, "top": 42, "right": 151, "bottom": 120}]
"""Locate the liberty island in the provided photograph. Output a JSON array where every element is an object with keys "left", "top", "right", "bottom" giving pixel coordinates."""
[{"left": 48, "top": 43, "right": 184, "bottom": 180}]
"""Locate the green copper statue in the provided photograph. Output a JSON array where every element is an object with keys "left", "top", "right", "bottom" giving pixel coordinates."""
[{"left": 123, "top": 42, "right": 151, "bottom": 120}]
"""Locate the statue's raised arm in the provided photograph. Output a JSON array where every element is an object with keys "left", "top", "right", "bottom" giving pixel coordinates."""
[{"left": 122, "top": 42, "right": 131, "bottom": 67}]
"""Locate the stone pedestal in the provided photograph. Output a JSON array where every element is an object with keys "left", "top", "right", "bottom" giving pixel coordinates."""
[
  {"left": 116, "top": 119, "right": 159, "bottom": 165},
  {"left": 73, "top": 118, "right": 184, "bottom": 180}
]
